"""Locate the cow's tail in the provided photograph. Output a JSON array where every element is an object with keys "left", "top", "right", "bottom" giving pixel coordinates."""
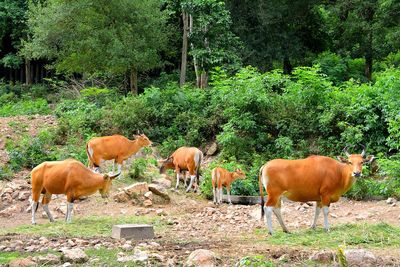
[
  {"left": 195, "top": 150, "right": 203, "bottom": 184},
  {"left": 259, "top": 165, "right": 265, "bottom": 220},
  {"left": 86, "top": 142, "right": 96, "bottom": 168}
]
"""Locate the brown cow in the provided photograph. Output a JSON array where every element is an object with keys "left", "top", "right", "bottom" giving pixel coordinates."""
[
  {"left": 212, "top": 167, "right": 246, "bottom": 205},
  {"left": 159, "top": 147, "right": 203, "bottom": 192},
  {"left": 31, "top": 159, "right": 120, "bottom": 224},
  {"left": 86, "top": 134, "right": 152, "bottom": 175},
  {"left": 259, "top": 147, "right": 375, "bottom": 234}
]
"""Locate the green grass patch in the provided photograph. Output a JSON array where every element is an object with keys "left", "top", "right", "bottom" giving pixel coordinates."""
[
  {"left": 7, "top": 215, "right": 165, "bottom": 238},
  {"left": 0, "top": 250, "right": 61, "bottom": 265},
  {"left": 0, "top": 98, "right": 51, "bottom": 117},
  {"left": 254, "top": 222, "right": 400, "bottom": 249},
  {"left": 85, "top": 248, "right": 138, "bottom": 267}
]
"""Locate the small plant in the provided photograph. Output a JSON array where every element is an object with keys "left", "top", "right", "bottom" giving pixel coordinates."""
[
  {"left": 236, "top": 255, "right": 276, "bottom": 267},
  {"left": 337, "top": 245, "right": 348, "bottom": 267}
]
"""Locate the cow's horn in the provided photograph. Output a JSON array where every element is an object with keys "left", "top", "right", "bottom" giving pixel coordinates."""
[
  {"left": 360, "top": 144, "right": 366, "bottom": 157},
  {"left": 343, "top": 146, "right": 350, "bottom": 157}
]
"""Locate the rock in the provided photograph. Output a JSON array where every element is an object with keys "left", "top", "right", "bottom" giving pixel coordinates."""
[
  {"left": 206, "top": 142, "right": 218, "bottom": 156},
  {"left": 344, "top": 249, "right": 377, "bottom": 267},
  {"left": 148, "top": 184, "right": 171, "bottom": 202},
  {"left": 144, "top": 191, "right": 153, "bottom": 200},
  {"left": 8, "top": 257, "right": 37, "bottom": 267},
  {"left": 156, "top": 209, "right": 166, "bottom": 216},
  {"left": 18, "top": 191, "right": 31, "bottom": 201},
  {"left": 36, "top": 254, "right": 60, "bottom": 265},
  {"left": 0, "top": 205, "right": 21, "bottom": 217},
  {"left": 310, "top": 251, "right": 334, "bottom": 262},
  {"left": 56, "top": 203, "right": 67, "bottom": 215},
  {"left": 61, "top": 248, "right": 88, "bottom": 263},
  {"left": 185, "top": 249, "right": 216, "bottom": 267},
  {"left": 386, "top": 197, "right": 396, "bottom": 204},
  {"left": 278, "top": 254, "right": 289, "bottom": 262},
  {"left": 117, "top": 248, "right": 149, "bottom": 263},
  {"left": 143, "top": 199, "right": 153, "bottom": 207},
  {"left": 152, "top": 178, "right": 172, "bottom": 189},
  {"left": 124, "top": 182, "right": 149, "bottom": 196},
  {"left": 121, "top": 243, "right": 133, "bottom": 251},
  {"left": 113, "top": 191, "right": 130, "bottom": 203}
]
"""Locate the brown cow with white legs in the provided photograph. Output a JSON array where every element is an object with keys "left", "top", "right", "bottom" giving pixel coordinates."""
[
  {"left": 31, "top": 159, "right": 120, "bottom": 224},
  {"left": 259, "top": 147, "right": 375, "bottom": 235},
  {"left": 212, "top": 167, "right": 246, "bottom": 205},
  {"left": 159, "top": 147, "right": 203, "bottom": 192},
  {"left": 86, "top": 134, "right": 152, "bottom": 175}
]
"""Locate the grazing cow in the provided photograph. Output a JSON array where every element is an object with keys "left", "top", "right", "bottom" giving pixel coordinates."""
[
  {"left": 86, "top": 134, "right": 152, "bottom": 174},
  {"left": 159, "top": 147, "right": 203, "bottom": 192},
  {"left": 212, "top": 167, "right": 246, "bottom": 205},
  {"left": 31, "top": 159, "right": 120, "bottom": 224},
  {"left": 259, "top": 147, "right": 375, "bottom": 234}
]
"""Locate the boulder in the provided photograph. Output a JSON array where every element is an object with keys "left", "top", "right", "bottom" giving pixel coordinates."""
[
  {"left": 206, "top": 142, "right": 218, "bottom": 156},
  {"left": 8, "top": 257, "right": 37, "bottom": 267},
  {"left": 185, "top": 249, "right": 216, "bottom": 267},
  {"left": 124, "top": 183, "right": 149, "bottom": 196},
  {"left": 344, "top": 249, "right": 377, "bottom": 267},
  {"left": 35, "top": 254, "right": 60, "bottom": 265},
  {"left": 152, "top": 178, "right": 172, "bottom": 189},
  {"left": 0, "top": 205, "right": 21, "bottom": 217},
  {"left": 61, "top": 248, "right": 88, "bottom": 264},
  {"left": 144, "top": 191, "right": 153, "bottom": 200},
  {"left": 310, "top": 251, "right": 334, "bottom": 262},
  {"left": 148, "top": 184, "right": 170, "bottom": 202},
  {"left": 113, "top": 191, "right": 130, "bottom": 203},
  {"left": 18, "top": 191, "right": 31, "bottom": 201}
]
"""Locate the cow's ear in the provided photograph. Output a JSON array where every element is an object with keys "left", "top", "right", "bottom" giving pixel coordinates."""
[
  {"left": 363, "top": 155, "right": 375, "bottom": 164},
  {"left": 337, "top": 156, "right": 349, "bottom": 164}
]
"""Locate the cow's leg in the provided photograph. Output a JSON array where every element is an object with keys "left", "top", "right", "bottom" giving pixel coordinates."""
[
  {"left": 212, "top": 171, "right": 217, "bottom": 204},
  {"left": 272, "top": 199, "right": 289, "bottom": 233},
  {"left": 42, "top": 193, "right": 54, "bottom": 222},
  {"left": 311, "top": 202, "right": 322, "bottom": 229},
  {"left": 321, "top": 195, "right": 331, "bottom": 231},
  {"left": 186, "top": 170, "right": 196, "bottom": 193},
  {"left": 31, "top": 201, "right": 39, "bottom": 225},
  {"left": 175, "top": 168, "right": 181, "bottom": 190},
  {"left": 226, "top": 185, "right": 232, "bottom": 205},
  {"left": 115, "top": 158, "right": 123, "bottom": 178},
  {"left": 66, "top": 195, "right": 75, "bottom": 223},
  {"left": 265, "top": 190, "right": 281, "bottom": 235}
]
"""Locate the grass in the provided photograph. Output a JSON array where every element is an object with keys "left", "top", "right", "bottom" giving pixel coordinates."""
[
  {"left": 85, "top": 248, "right": 143, "bottom": 267},
  {"left": 0, "top": 251, "right": 61, "bottom": 266},
  {"left": 253, "top": 222, "right": 400, "bottom": 249},
  {"left": 0, "top": 98, "right": 51, "bottom": 117},
  {"left": 6, "top": 215, "right": 165, "bottom": 238}
]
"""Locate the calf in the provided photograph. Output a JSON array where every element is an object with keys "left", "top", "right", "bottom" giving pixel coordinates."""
[
  {"left": 212, "top": 167, "right": 246, "bottom": 205},
  {"left": 31, "top": 159, "right": 120, "bottom": 224}
]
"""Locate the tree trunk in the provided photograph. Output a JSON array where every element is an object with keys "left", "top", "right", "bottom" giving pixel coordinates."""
[
  {"left": 365, "top": 8, "right": 374, "bottom": 81},
  {"left": 283, "top": 56, "right": 292, "bottom": 75},
  {"left": 25, "top": 58, "right": 32, "bottom": 85},
  {"left": 200, "top": 71, "right": 208, "bottom": 89},
  {"left": 180, "top": 11, "right": 189, "bottom": 87},
  {"left": 189, "top": 14, "right": 201, "bottom": 87},
  {"left": 130, "top": 67, "right": 138, "bottom": 95}
]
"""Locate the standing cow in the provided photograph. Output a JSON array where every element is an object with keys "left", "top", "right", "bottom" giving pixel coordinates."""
[
  {"left": 259, "top": 147, "right": 375, "bottom": 234},
  {"left": 159, "top": 147, "right": 203, "bottom": 192},
  {"left": 86, "top": 134, "right": 152, "bottom": 175}
]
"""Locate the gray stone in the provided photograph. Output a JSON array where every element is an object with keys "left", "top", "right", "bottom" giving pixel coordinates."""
[
  {"left": 112, "top": 224, "right": 155, "bottom": 240},
  {"left": 117, "top": 248, "right": 149, "bottom": 263},
  {"left": 344, "top": 249, "right": 377, "bottom": 267},
  {"left": 148, "top": 184, "right": 171, "bottom": 202},
  {"left": 206, "top": 142, "right": 218, "bottom": 156},
  {"left": 36, "top": 254, "right": 60, "bottom": 265},
  {"left": 61, "top": 248, "right": 88, "bottom": 263},
  {"left": 310, "top": 251, "right": 334, "bottom": 262},
  {"left": 185, "top": 249, "right": 216, "bottom": 267},
  {"left": 8, "top": 257, "right": 37, "bottom": 267}
]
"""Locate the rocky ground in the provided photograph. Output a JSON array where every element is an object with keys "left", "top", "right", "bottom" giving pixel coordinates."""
[{"left": 0, "top": 176, "right": 400, "bottom": 266}]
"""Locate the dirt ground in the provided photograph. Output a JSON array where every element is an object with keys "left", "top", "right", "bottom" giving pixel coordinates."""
[{"left": 1, "top": 179, "right": 400, "bottom": 265}]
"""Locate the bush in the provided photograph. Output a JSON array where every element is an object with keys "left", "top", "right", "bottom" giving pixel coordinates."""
[{"left": 0, "top": 98, "right": 51, "bottom": 117}]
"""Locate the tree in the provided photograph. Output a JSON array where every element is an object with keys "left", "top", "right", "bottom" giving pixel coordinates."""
[
  {"left": 21, "top": 0, "right": 169, "bottom": 94},
  {"left": 226, "top": 0, "right": 326, "bottom": 73},
  {"left": 325, "top": 0, "right": 400, "bottom": 81}
]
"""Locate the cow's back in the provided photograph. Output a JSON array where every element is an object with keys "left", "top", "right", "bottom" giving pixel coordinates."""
[{"left": 172, "top": 147, "right": 202, "bottom": 168}]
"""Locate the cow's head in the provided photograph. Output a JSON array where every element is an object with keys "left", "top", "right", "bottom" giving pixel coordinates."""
[
  {"left": 134, "top": 133, "right": 153, "bottom": 147},
  {"left": 159, "top": 157, "right": 174, "bottom": 174},
  {"left": 233, "top": 168, "right": 246, "bottom": 180},
  {"left": 99, "top": 171, "right": 120, "bottom": 198},
  {"left": 337, "top": 146, "right": 375, "bottom": 177}
]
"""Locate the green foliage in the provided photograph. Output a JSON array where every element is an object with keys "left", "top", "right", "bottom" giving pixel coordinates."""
[
  {"left": 0, "top": 98, "right": 51, "bottom": 117},
  {"left": 7, "top": 130, "right": 58, "bottom": 170},
  {"left": 0, "top": 165, "right": 12, "bottom": 180},
  {"left": 237, "top": 256, "right": 276, "bottom": 267}
]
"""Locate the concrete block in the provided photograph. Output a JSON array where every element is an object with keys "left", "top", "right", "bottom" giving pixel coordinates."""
[{"left": 112, "top": 224, "right": 154, "bottom": 240}]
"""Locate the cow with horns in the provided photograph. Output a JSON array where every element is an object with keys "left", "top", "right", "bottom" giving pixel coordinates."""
[
  {"left": 86, "top": 133, "right": 152, "bottom": 175},
  {"left": 259, "top": 146, "right": 375, "bottom": 235},
  {"left": 30, "top": 159, "right": 120, "bottom": 224},
  {"left": 159, "top": 147, "right": 203, "bottom": 192}
]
